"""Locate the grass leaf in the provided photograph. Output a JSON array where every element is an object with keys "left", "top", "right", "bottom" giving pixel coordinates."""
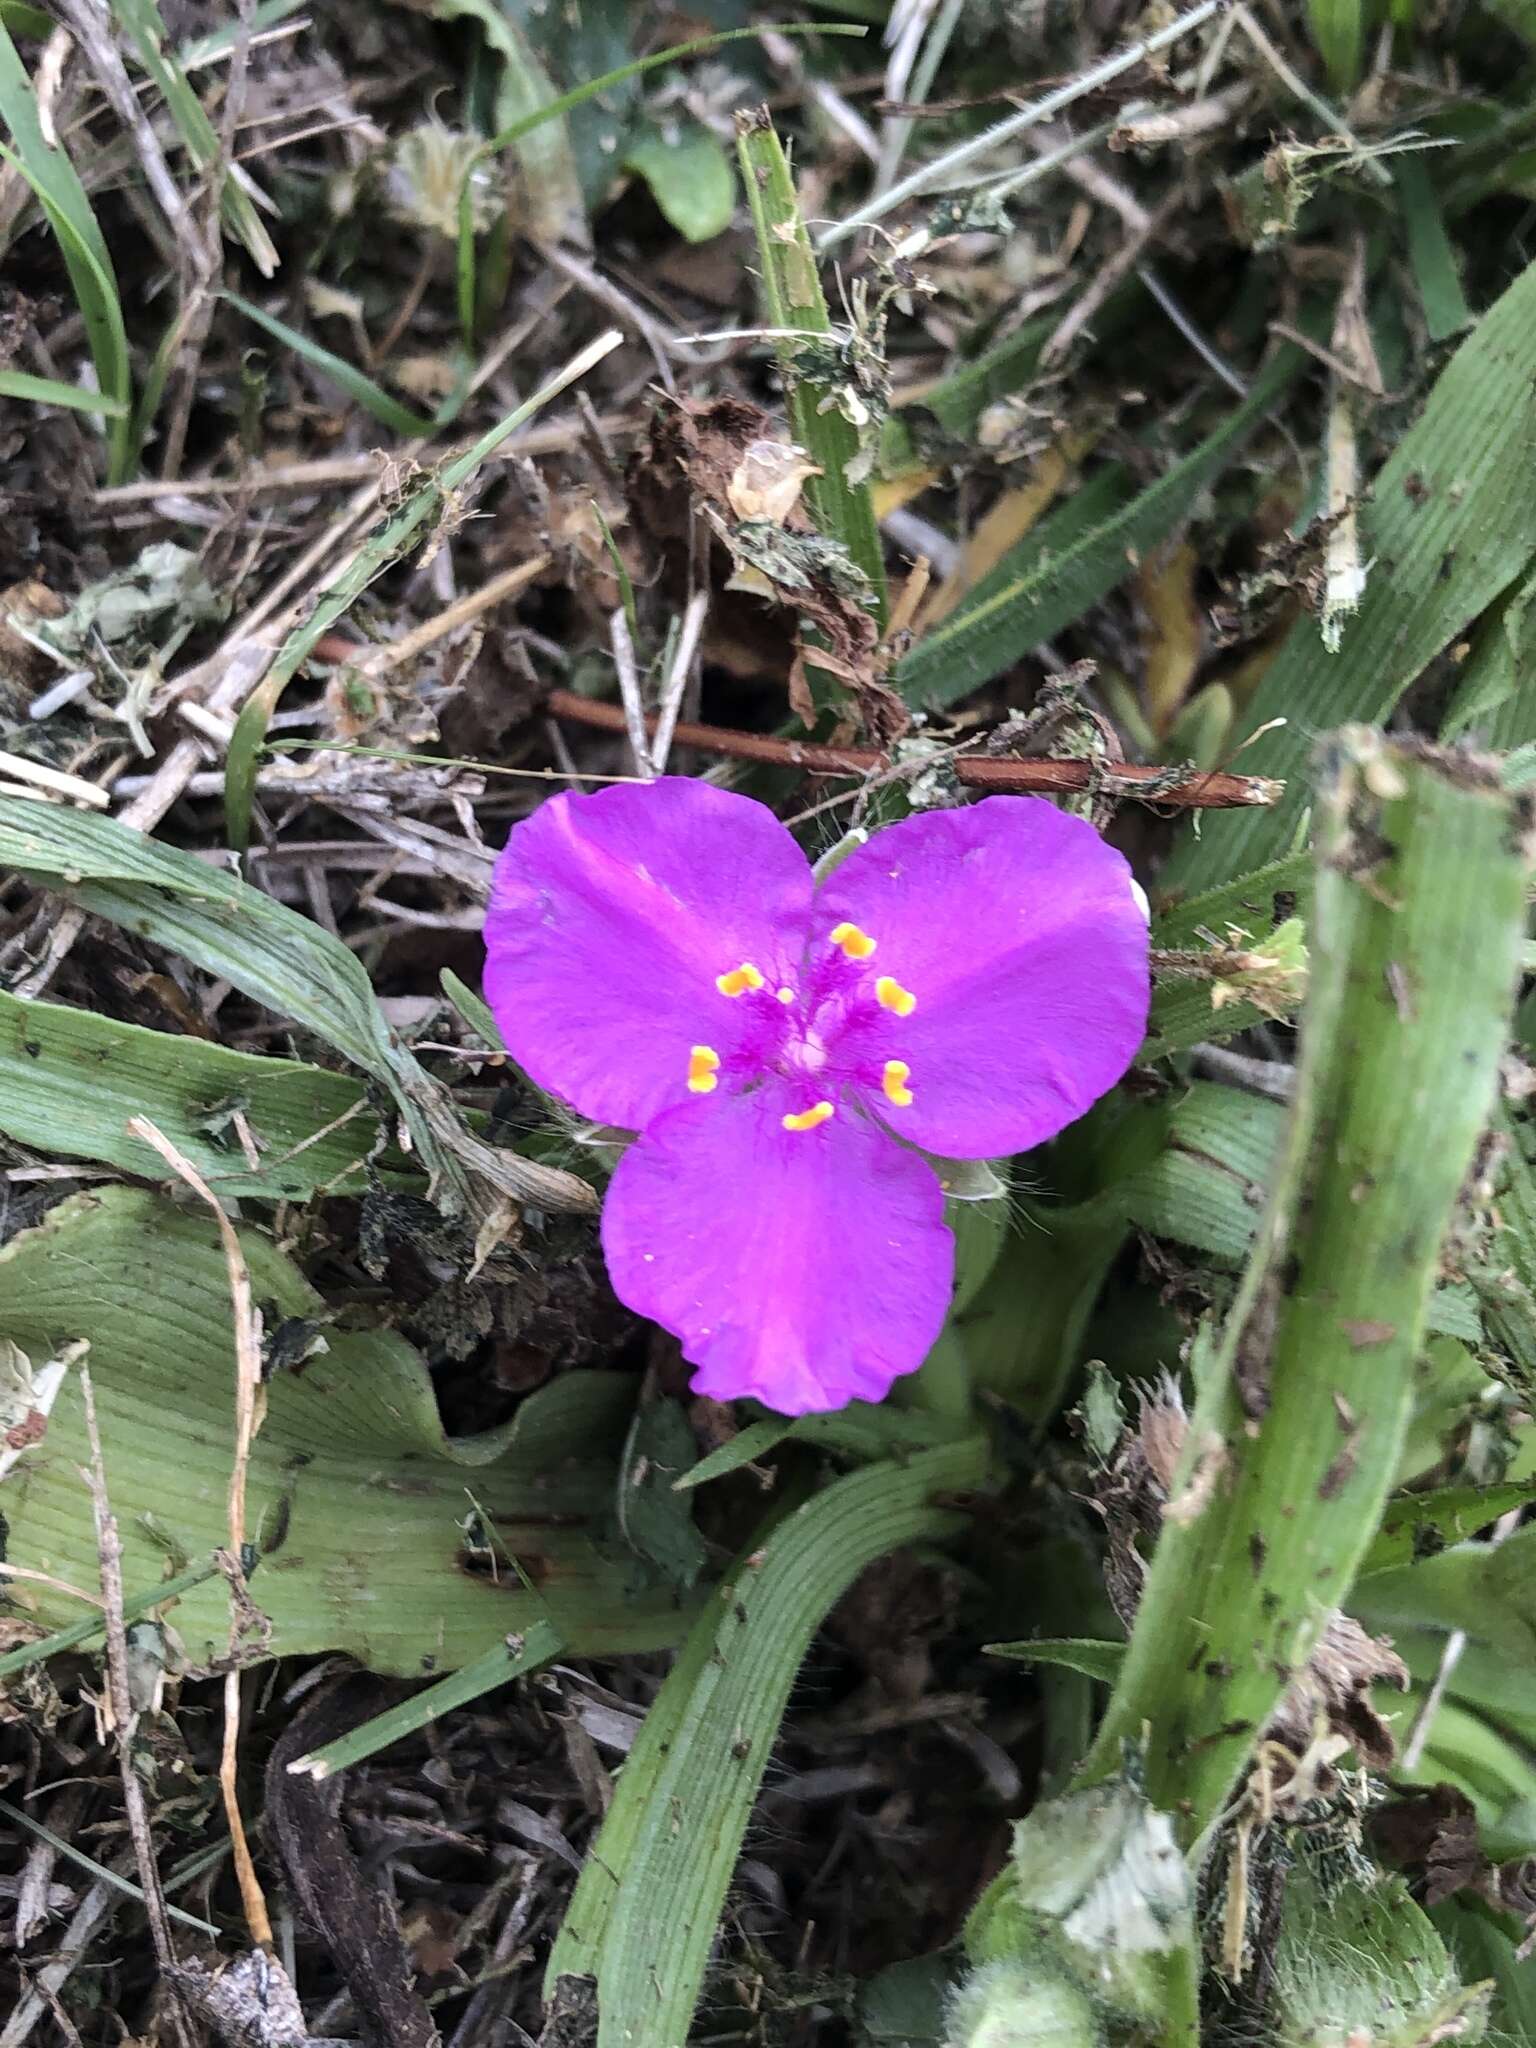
[
  {"left": 0, "top": 796, "right": 597, "bottom": 1220},
  {"left": 1168, "top": 253, "right": 1536, "bottom": 891},
  {"left": 0, "top": 368, "right": 127, "bottom": 415},
  {"left": 895, "top": 339, "right": 1305, "bottom": 708},
  {"left": 225, "top": 291, "right": 435, "bottom": 435},
  {"left": 0, "top": 988, "right": 408, "bottom": 1199},
  {"left": 0, "top": 20, "right": 132, "bottom": 477},
  {"left": 736, "top": 107, "right": 889, "bottom": 621},
  {"left": 111, "top": 0, "right": 278, "bottom": 273}
]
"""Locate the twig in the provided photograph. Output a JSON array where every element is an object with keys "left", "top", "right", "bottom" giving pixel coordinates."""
[
  {"left": 608, "top": 608, "right": 655, "bottom": 780},
  {"left": 542, "top": 243, "right": 680, "bottom": 390},
  {"left": 54, "top": 0, "right": 193, "bottom": 248},
  {"left": 0, "top": 1562, "right": 104, "bottom": 1606},
  {"left": 0, "top": 750, "right": 111, "bottom": 808},
  {"left": 1043, "top": 185, "right": 1187, "bottom": 365},
  {"left": 351, "top": 553, "right": 553, "bottom": 678},
  {"left": 0, "top": 1876, "right": 116, "bottom": 2048},
  {"left": 761, "top": 28, "right": 880, "bottom": 163},
  {"left": 545, "top": 689, "right": 1280, "bottom": 810},
  {"left": 1138, "top": 265, "right": 1248, "bottom": 395},
  {"left": 872, "top": 0, "right": 958, "bottom": 198},
  {"left": 818, "top": 0, "right": 1228, "bottom": 249},
  {"left": 652, "top": 590, "right": 709, "bottom": 774},
  {"left": 78, "top": 1366, "right": 183, "bottom": 1982},
  {"left": 123, "top": 1117, "right": 273, "bottom": 1951},
  {"left": 92, "top": 412, "right": 634, "bottom": 503}
]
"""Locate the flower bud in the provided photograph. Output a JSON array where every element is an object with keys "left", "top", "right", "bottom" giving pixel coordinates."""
[
  {"left": 1268, "top": 1850, "right": 1488, "bottom": 2048},
  {"left": 945, "top": 1960, "right": 1101, "bottom": 2048},
  {"left": 967, "top": 1779, "right": 1195, "bottom": 2025}
]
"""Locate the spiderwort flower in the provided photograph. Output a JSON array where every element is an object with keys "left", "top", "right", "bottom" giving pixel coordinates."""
[{"left": 482, "top": 780, "right": 1149, "bottom": 1416}]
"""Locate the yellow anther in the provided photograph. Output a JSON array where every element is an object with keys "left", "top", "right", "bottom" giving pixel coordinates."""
[
  {"left": 716, "top": 961, "right": 766, "bottom": 997},
  {"left": 882, "top": 1059, "right": 913, "bottom": 1108},
  {"left": 829, "top": 921, "right": 877, "bottom": 960},
  {"left": 875, "top": 975, "right": 916, "bottom": 1017},
  {"left": 687, "top": 1046, "right": 721, "bottom": 1095},
  {"left": 782, "top": 1100, "right": 835, "bottom": 1133}
]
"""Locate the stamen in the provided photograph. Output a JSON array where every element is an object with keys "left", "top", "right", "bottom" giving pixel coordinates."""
[
  {"left": 687, "top": 1045, "right": 721, "bottom": 1095},
  {"left": 882, "top": 1060, "right": 913, "bottom": 1107},
  {"left": 782, "top": 1100, "right": 835, "bottom": 1133},
  {"left": 829, "top": 921, "right": 877, "bottom": 960},
  {"left": 716, "top": 962, "right": 766, "bottom": 997},
  {"left": 875, "top": 975, "right": 916, "bottom": 1017}
]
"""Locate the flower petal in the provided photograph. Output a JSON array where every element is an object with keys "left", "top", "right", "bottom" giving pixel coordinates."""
[
  {"left": 601, "top": 1084, "right": 953, "bottom": 1414},
  {"left": 483, "top": 779, "right": 814, "bottom": 1130},
  {"left": 818, "top": 797, "right": 1149, "bottom": 1158}
]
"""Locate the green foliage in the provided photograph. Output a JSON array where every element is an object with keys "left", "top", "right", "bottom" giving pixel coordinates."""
[
  {"left": 0, "top": 1189, "right": 681, "bottom": 1671},
  {"left": 547, "top": 1436, "right": 990, "bottom": 2047},
  {"left": 111, "top": 0, "right": 277, "bottom": 273},
  {"left": 736, "top": 110, "right": 889, "bottom": 622},
  {"left": 625, "top": 124, "right": 736, "bottom": 243},
  {"left": 894, "top": 343, "right": 1305, "bottom": 709},
  {"left": 0, "top": 19, "right": 132, "bottom": 478},
  {"left": 1171, "top": 253, "right": 1536, "bottom": 890},
  {"left": 1307, "top": 0, "right": 1369, "bottom": 93},
  {"left": 1268, "top": 1841, "right": 1486, "bottom": 2048},
  {"left": 226, "top": 293, "right": 436, "bottom": 437},
  {"left": 0, "top": 795, "right": 596, "bottom": 1224},
  {"left": 0, "top": 989, "right": 402, "bottom": 1199},
  {"left": 1082, "top": 734, "right": 1530, "bottom": 1839}
]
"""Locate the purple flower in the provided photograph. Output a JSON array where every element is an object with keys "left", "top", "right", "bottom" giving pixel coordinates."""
[{"left": 482, "top": 779, "right": 1149, "bottom": 1416}]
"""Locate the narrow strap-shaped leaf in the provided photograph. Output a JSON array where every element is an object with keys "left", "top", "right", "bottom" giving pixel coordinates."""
[
  {"left": 1168, "top": 253, "right": 1536, "bottom": 890},
  {"left": 1081, "top": 732, "right": 1530, "bottom": 1843},
  {"left": 547, "top": 1437, "right": 990, "bottom": 2045},
  {"left": 895, "top": 340, "right": 1305, "bottom": 708}
]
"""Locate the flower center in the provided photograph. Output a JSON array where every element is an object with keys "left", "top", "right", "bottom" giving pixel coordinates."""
[{"left": 689, "top": 927, "right": 919, "bottom": 1122}]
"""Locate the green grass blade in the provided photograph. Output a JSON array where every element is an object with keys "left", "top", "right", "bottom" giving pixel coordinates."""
[
  {"left": 736, "top": 107, "right": 888, "bottom": 622},
  {"left": 225, "top": 291, "right": 435, "bottom": 435},
  {"left": 290, "top": 1622, "right": 565, "bottom": 1778},
  {"left": 0, "top": 1796, "right": 220, "bottom": 1936},
  {"left": 1143, "top": 850, "right": 1313, "bottom": 1059},
  {"left": 1080, "top": 732, "right": 1529, "bottom": 1844},
  {"left": 1168, "top": 252, "right": 1536, "bottom": 891},
  {"left": 895, "top": 339, "right": 1305, "bottom": 707},
  {"left": 0, "top": 21, "right": 132, "bottom": 477},
  {"left": 0, "top": 2, "right": 53, "bottom": 32},
  {"left": 546, "top": 1437, "right": 989, "bottom": 2045},
  {"left": 1396, "top": 156, "right": 1472, "bottom": 341},
  {"left": 112, "top": 0, "right": 277, "bottom": 273},
  {"left": 0, "top": 1559, "right": 221, "bottom": 1680},
  {"left": 0, "top": 368, "right": 127, "bottom": 415},
  {"left": 222, "top": 326, "right": 621, "bottom": 854},
  {"left": 177, "top": 0, "right": 306, "bottom": 65},
  {"left": 1307, "top": 0, "right": 1365, "bottom": 92}
]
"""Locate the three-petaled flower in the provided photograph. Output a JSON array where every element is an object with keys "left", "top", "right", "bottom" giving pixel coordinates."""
[{"left": 482, "top": 779, "right": 1149, "bottom": 1416}]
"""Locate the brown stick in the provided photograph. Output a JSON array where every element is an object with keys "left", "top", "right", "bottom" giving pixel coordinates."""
[{"left": 544, "top": 689, "right": 1280, "bottom": 810}]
